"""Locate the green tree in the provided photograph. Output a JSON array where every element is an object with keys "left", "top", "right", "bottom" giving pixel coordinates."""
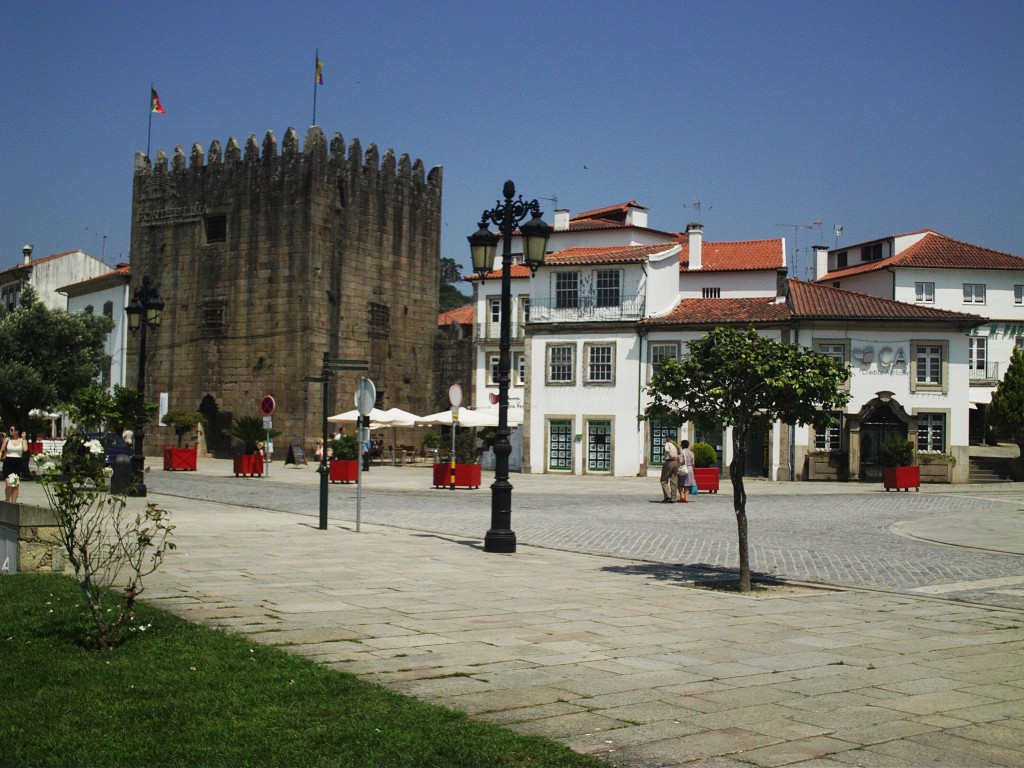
[
  {"left": 0, "top": 286, "right": 113, "bottom": 428},
  {"left": 162, "top": 410, "right": 202, "bottom": 447},
  {"left": 645, "top": 327, "right": 850, "bottom": 591},
  {"left": 988, "top": 347, "right": 1024, "bottom": 456},
  {"left": 60, "top": 383, "right": 115, "bottom": 431},
  {"left": 439, "top": 256, "right": 470, "bottom": 312},
  {"left": 110, "top": 385, "right": 158, "bottom": 432}
]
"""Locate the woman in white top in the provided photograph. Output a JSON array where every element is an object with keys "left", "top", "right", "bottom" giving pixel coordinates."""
[{"left": 2, "top": 425, "right": 28, "bottom": 503}]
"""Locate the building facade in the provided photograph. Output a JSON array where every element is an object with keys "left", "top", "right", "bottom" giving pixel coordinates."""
[
  {"left": 129, "top": 126, "right": 442, "bottom": 455},
  {"left": 58, "top": 263, "right": 132, "bottom": 392},
  {"left": 816, "top": 231, "right": 1024, "bottom": 442},
  {"left": 0, "top": 248, "right": 110, "bottom": 312}
]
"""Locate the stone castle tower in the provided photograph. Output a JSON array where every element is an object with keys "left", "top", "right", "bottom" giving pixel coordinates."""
[{"left": 129, "top": 125, "right": 442, "bottom": 456}]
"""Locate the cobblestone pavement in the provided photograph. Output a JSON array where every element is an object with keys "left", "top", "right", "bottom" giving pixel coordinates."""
[{"left": 146, "top": 463, "right": 1024, "bottom": 612}]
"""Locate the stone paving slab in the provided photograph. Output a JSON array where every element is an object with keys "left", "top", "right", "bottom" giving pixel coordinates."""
[{"left": 139, "top": 495, "right": 1024, "bottom": 767}]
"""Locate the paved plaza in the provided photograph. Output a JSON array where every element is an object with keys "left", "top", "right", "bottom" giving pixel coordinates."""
[{"left": 18, "top": 461, "right": 1024, "bottom": 766}]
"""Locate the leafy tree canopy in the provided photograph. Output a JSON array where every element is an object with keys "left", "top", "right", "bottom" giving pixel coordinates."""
[
  {"left": 644, "top": 326, "right": 851, "bottom": 591},
  {"left": 110, "top": 385, "right": 158, "bottom": 431},
  {"left": 988, "top": 347, "right": 1024, "bottom": 456},
  {"left": 60, "top": 383, "right": 114, "bottom": 432},
  {"left": 439, "top": 257, "right": 470, "bottom": 313},
  {"left": 0, "top": 286, "right": 113, "bottom": 429}
]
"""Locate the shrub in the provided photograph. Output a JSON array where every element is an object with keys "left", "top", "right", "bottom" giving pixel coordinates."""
[
  {"left": 692, "top": 442, "right": 717, "bottom": 468},
  {"left": 162, "top": 410, "right": 201, "bottom": 448},
  {"left": 226, "top": 415, "right": 278, "bottom": 454},
  {"left": 877, "top": 436, "right": 914, "bottom": 467},
  {"left": 330, "top": 433, "right": 360, "bottom": 460}
]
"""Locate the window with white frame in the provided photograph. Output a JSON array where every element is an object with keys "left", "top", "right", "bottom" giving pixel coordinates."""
[
  {"left": 963, "top": 283, "right": 986, "bottom": 304},
  {"left": 489, "top": 298, "right": 501, "bottom": 327},
  {"left": 968, "top": 337, "right": 988, "bottom": 378},
  {"left": 595, "top": 270, "right": 621, "bottom": 307},
  {"left": 702, "top": 287, "right": 721, "bottom": 298},
  {"left": 548, "top": 419, "right": 573, "bottom": 470},
  {"left": 1015, "top": 285, "right": 1023, "bottom": 305},
  {"left": 816, "top": 342, "right": 847, "bottom": 365},
  {"left": 547, "top": 344, "right": 575, "bottom": 384},
  {"left": 555, "top": 272, "right": 579, "bottom": 309},
  {"left": 488, "top": 353, "right": 500, "bottom": 385},
  {"left": 814, "top": 412, "right": 843, "bottom": 452},
  {"left": 584, "top": 343, "right": 614, "bottom": 384},
  {"left": 915, "top": 282, "right": 935, "bottom": 303},
  {"left": 912, "top": 342, "right": 944, "bottom": 390},
  {"left": 650, "top": 342, "right": 679, "bottom": 378},
  {"left": 917, "top": 413, "right": 946, "bottom": 453},
  {"left": 514, "top": 352, "right": 526, "bottom": 385},
  {"left": 520, "top": 296, "right": 530, "bottom": 323}
]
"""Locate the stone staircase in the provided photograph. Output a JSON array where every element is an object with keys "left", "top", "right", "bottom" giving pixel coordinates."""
[{"left": 968, "top": 455, "right": 1013, "bottom": 483}]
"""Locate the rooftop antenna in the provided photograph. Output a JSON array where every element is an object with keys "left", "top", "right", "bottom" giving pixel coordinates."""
[
  {"left": 684, "top": 198, "right": 711, "bottom": 223},
  {"left": 85, "top": 226, "right": 109, "bottom": 262},
  {"left": 537, "top": 194, "right": 559, "bottom": 212},
  {"left": 834, "top": 224, "right": 844, "bottom": 250},
  {"left": 776, "top": 220, "right": 822, "bottom": 280}
]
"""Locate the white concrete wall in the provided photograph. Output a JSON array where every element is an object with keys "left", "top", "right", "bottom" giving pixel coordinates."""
[
  {"left": 678, "top": 270, "right": 779, "bottom": 299},
  {"left": 66, "top": 283, "right": 130, "bottom": 391},
  {"left": 32, "top": 253, "right": 108, "bottom": 310}
]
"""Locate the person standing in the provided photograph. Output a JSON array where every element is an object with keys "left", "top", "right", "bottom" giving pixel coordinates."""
[
  {"left": 660, "top": 431, "right": 679, "bottom": 503},
  {"left": 678, "top": 439, "right": 696, "bottom": 503},
  {"left": 2, "top": 425, "right": 28, "bottom": 503}
]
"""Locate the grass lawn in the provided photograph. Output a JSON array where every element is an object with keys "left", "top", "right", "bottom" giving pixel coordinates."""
[{"left": 1, "top": 574, "right": 609, "bottom": 768}]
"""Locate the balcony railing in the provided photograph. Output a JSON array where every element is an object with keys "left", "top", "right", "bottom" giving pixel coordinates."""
[
  {"left": 476, "top": 321, "right": 524, "bottom": 341},
  {"left": 529, "top": 293, "right": 645, "bottom": 324},
  {"left": 969, "top": 362, "right": 1001, "bottom": 381}
]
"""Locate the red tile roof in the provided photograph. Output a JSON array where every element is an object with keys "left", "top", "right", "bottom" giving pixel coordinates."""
[
  {"left": 788, "top": 280, "right": 984, "bottom": 323},
  {"left": 438, "top": 304, "right": 474, "bottom": 327},
  {"left": 572, "top": 201, "right": 646, "bottom": 223},
  {"left": 642, "top": 297, "right": 791, "bottom": 327},
  {"left": 679, "top": 238, "right": 784, "bottom": 272},
  {"left": 820, "top": 232, "right": 1023, "bottom": 281},
  {"left": 547, "top": 243, "right": 678, "bottom": 266}
]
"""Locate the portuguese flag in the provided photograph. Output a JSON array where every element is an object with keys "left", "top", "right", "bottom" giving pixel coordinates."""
[{"left": 150, "top": 88, "right": 165, "bottom": 114}]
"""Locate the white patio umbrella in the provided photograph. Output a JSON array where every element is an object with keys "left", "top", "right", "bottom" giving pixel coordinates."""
[
  {"left": 379, "top": 407, "right": 421, "bottom": 426},
  {"left": 327, "top": 407, "right": 390, "bottom": 424},
  {"left": 416, "top": 409, "right": 503, "bottom": 428}
]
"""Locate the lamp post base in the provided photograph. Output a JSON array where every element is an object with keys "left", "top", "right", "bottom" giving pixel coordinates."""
[{"left": 484, "top": 529, "right": 516, "bottom": 553}]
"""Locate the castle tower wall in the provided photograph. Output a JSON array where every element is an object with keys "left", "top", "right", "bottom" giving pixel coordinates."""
[{"left": 129, "top": 126, "right": 442, "bottom": 456}]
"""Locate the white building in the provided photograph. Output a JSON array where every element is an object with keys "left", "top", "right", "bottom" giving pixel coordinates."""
[
  {"left": 815, "top": 231, "right": 1024, "bottom": 442},
  {"left": 0, "top": 247, "right": 110, "bottom": 312},
  {"left": 58, "top": 264, "right": 132, "bottom": 392}
]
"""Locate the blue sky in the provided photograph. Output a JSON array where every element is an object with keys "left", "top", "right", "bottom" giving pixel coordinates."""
[{"left": 2, "top": 0, "right": 1022, "bottom": 282}]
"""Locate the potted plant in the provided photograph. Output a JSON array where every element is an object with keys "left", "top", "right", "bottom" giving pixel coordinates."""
[
  {"left": 917, "top": 451, "right": 956, "bottom": 483},
  {"left": 329, "top": 433, "right": 360, "bottom": 483},
  {"left": 690, "top": 442, "right": 720, "bottom": 494},
  {"left": 432, "top": 428, "right": 481, "bottom": 489},
  {"left": 161, "top": 410, "right": 201, "bottom": 471},
  {"left": 806, "top": 449, "right": 848, "bottom": 481},
  {"left": 226, "top": 415, "right": 277, "bottom": 477},
  {"left": 879, "top": 436, "right": 919, "bottom": 492}
]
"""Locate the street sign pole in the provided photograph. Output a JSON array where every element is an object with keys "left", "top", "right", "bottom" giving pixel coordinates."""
[
  {"left": 309, "top": 354, "right": 370, "bottom": 531},
  {"left": 448, "top": 384, "right": 463, "bottom": 491},
  {"left": 354, "top": 377, "right": 376, "bottom": 533}
]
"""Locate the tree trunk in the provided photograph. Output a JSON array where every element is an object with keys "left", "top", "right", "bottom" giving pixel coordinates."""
[{"left": 731, "top": 434, "right": 750, "bottom": 592}]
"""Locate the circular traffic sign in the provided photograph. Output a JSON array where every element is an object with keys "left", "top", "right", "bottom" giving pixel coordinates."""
[
  {"left": 260, "top": 395, "right": 276, "bottom": 415},
  {"left": 448, "top": 384, "right": 463, "bottom": 408}
]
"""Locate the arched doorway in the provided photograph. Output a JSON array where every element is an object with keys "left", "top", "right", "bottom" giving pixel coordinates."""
[{"left": 852, "top": 395, "right": 915, "bottom": 482}]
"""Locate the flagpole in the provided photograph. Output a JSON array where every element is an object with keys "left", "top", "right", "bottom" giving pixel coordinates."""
[
  {"left": 312, "top": 50, "right": 318, "bottom": 126},
  {"left": 147, "top": 82, "right": 154, "bottom": 157}
]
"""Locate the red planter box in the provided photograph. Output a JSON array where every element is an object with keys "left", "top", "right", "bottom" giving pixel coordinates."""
[
  {"left": 691, "top": 467, "right": 720, "bottom": 494},
  {"left": 163, "top": 445, "right": 197, "bottom": 471},
  {"left": 432, "top": 463, "right": 481, "bottom": 489},
  {"left": 329, "top": 459, "right": 360, "bottom": 483},
  {"left": 233, "top": 454, "right": 264, "bottom": 477},
  {"left": 883, "top": 465, "right": 920, "bottom": 492}
]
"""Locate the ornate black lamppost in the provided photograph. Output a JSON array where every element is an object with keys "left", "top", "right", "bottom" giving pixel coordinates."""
[
  {"left": 468, "top": 180, "right": 551, "bottom": 553},
  {"left": 124, "top": 275, "right": 164, "bottom": 497}
]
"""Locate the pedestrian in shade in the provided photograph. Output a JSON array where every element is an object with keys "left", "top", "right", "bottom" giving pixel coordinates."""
[{"left": 660, "top": 431, "right": 679, "bottom": 503}]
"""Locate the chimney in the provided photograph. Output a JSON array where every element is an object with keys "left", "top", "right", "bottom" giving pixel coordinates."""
[
  {"left": 686, "top": 223, "right": 703, "bottom": 270},
  {"left": 554, "top": 209, "right": 570, "bottom": 232},
  {"left": 22, "top": 244, "right": 33, "bottom": 265},
  {"left": 813, "top": 245, "right": 828, "bottom": 281},
  {"left": 625, "top": 204, "right": 648, "bottom": 229}
]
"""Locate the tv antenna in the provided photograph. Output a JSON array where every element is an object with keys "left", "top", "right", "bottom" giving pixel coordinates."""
[
  {"left": 776, "top": 220, "right": 822, "bottom": 280},
  {"left": 834, "top": 224, "right": 844, "bottom": 250},
  {"left": 85, "top": 226, "right": 109, "bottom": 261},
  {"left": 684, "top": 198, "right": 712, "bottom": 223},
  {"left": 537, "top": 194, "right": 559, "bottom": 212}
]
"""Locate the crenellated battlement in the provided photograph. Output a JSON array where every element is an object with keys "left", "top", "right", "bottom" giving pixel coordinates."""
[{"left": 133, "top": 125, "right": 441, "bottom": 190}]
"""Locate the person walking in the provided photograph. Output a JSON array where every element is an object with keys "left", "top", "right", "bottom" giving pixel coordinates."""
[
  {"left": 678, "top": 439, "right": 695, "bottom": 503},
  {"left": 660, "top": 432, "right": 679, "bottom": 503},
  {"left": 2, "top": 425, "right": 28, "bottom": 503}
]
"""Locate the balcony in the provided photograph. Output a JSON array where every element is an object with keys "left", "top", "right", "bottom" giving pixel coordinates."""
[
  {"left": 476, "top": 321, "right": 524, "bottom": 341},
  {"left": 529, "top": 293, "right": 645, "bottom": 324},
  {"left": 969, "top": 362, "right": 1001, "bottom": 382}
]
